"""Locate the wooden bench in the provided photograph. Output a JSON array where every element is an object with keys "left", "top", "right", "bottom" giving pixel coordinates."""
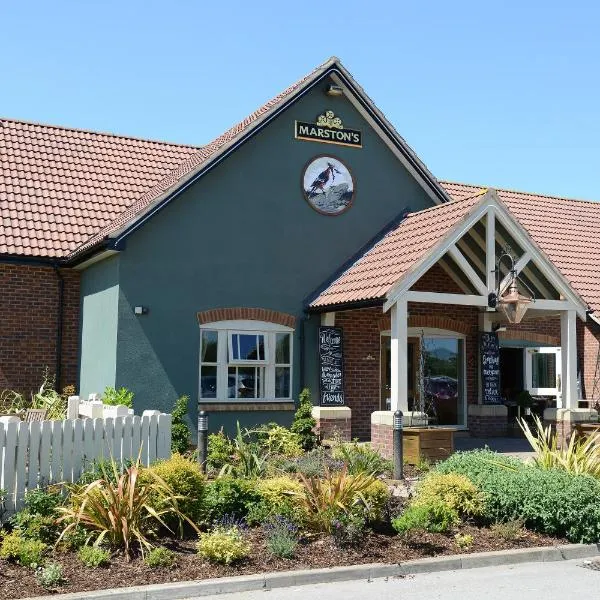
[{"left": 574, "top": 422, "right": 600, "bottom": 440}]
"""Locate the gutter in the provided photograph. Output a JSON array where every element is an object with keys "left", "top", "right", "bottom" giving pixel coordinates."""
[{"left": 53, "top": 264, "right": 65, "bottom": 387}]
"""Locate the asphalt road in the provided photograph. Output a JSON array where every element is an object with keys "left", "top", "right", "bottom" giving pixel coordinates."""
[{"left": 198, "top": 559, "right": 599, "bottom": 600}]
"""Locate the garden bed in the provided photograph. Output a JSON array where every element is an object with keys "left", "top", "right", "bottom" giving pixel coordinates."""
[{"left": 0, "top": 525, "right": 563, "bottom": 599}]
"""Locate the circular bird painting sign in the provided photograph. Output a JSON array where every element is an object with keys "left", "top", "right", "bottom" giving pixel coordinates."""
[{"left": 302, "top": 155, "right": 355, "bottom": 215}]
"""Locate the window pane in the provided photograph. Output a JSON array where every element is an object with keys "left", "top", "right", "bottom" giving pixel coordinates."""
[
  {"left": 238, "top": 366, "right": 258, "bottom": 398},
  {"left": 228, "top": 367, "right": 237, "bottom": 398},
  {"left": 200, "top": 365, "right": 217, "bottom": 398},
  {"left": 275, "top": 366, "right": 290, "bottom": 398},
  {"left": 420, "top": 337, "right": 463, "bottom": 426},
  {"left": 201, "top": 330, "right": 218, "bottom": 363},
  {"left": 275, "top": 333, "right": 290, "bottom": 364},
  {"left": 236, "top": 334, "right": 265, "bottom": 361},
  {"left": 231, "top": 334, "right": 240, "bottom": 360},
  {"left": 532, "top": 353, "right": 556, "bottom": 388}
]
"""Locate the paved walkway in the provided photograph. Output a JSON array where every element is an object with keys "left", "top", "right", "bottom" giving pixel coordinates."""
[
  {"left": 454, "top": 436, "right": 534, "bottom": 460},
  {"left": 200, "top": 559, "right": 598, "bottom": 600}
]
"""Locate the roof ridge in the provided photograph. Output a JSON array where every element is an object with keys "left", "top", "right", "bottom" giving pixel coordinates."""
[
  {"left": 0, "top": 115, "right": 202, "bottom": 151},
  {"left": 404, "top": 189, "right": 486, "bottom": 218},
  {"left": 441, "top": 179, "right": 600, "bottom": 206}
]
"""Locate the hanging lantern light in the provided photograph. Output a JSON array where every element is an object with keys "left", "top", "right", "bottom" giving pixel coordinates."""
[
  {"left": 498, "top": 278, "right": 532, "bottom": 324},
  {"left": 490, "top": 250, "right": 535, "bottom": 325}
]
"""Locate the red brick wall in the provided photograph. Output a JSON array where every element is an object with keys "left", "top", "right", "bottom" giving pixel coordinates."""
[{"left": 0, "top": 264, "right": 80, "bottom": 394}]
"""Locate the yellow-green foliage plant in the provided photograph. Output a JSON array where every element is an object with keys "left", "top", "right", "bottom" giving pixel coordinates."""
[
  {"left": 144, "top": 453, "right": 205, "bottom": 527},
  {"left": 0, "top": 531, "right": 47, "bottom": 567},
  {"left": 359, "top": 478, "right": 391, "bottom": 522},
  {"left": 57, "top": 458, "right": 198, "bottom": 559},
  {"left": 262, "top": 425, "right": 303, "bottom": 458},
  {"left": 298, "top": 466, "right": 378, "bottom": 532},
  {"left": 415, "top": 472, "right": 484, "bottom": 518},
  {"left": 197, "top": 526, "right": 250, "bottom": 565},
  {"left": 519, "top": 416, "right": 600, "bottom": 477}
]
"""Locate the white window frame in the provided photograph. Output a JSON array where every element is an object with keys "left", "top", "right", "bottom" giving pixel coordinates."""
[
  {"left": 199, "top": 320, "right": 294, "bottom": 402},
  {"left": 227, "top": 331, "right": 268, "bottom": 365}
]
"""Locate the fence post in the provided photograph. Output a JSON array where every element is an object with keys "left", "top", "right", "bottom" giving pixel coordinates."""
[
  {"left": 67, "top": 396, "right": 80, "bottom": 420},
  {"left": 197, "top": 411, "right": 208, "bottom": 473},
  {"left": 393, "top": 409, "right": 404, "bottom": 480}
]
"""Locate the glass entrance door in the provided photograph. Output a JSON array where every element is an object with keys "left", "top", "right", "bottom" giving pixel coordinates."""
[{"left": 525, "top": 347, "right": 562, "bottom": 402}]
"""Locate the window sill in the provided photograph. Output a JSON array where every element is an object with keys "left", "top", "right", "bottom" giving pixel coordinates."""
[{"left": 198, "top": 401, "right": 296, "bottom": 412}]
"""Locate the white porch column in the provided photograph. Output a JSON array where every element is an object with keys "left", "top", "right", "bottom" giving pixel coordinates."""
[
  {"left": 561, "top": 309, "right": 578, "bottom": 409},
  {"left": 390, "top": 297, "right": 408, "bottom": 412}
]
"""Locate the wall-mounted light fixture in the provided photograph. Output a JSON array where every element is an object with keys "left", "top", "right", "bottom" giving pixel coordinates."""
[
  {"left": 488, "top": 250, "right": 534, "bottom": 324},
  {"left": 134, "top": 306, "right": 148, "bottom": 316},
  {"left": 326, "top": 84, "right": 344, "bottom": 96}
]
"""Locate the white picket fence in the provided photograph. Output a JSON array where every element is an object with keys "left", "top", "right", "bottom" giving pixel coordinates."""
[{"left": 0, "top": 413, "right": 172, "bottom": 516}]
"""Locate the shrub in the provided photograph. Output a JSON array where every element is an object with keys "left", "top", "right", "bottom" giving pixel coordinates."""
[
  {"left": 299, "top": 467, "right": 378, "bottom": 532},
  {"left": 11, "top": 487, "right": 63, "bottom": 544},
  {"left": 201, "top": 478, "right": 261, "bottom": 525},
  {"left": 520, "top": 416, "right": 600, "bottom": 477},
  {"left": 331, "top": 512, "right": 366, "bottom": 548},
  {"left": 392, "top": 501, "right": 459, "bottom": 534},
  {"left": 454, "top": 533, "right": 474, "bottom": 550},
  {"left": 102, "top": 386, "right": 134, "bottom": 408},
  {"left": 257, "top": 423, "right": 303, "bottom": 458},
  {"left": 264, "top": 515, "right": 298, "bottom": 558},
  {"left": 144, "top": 454, "right": 205, "bottom": 527},
  {"left": 197, "top": 526, "right": 250, "bottom": 564},
  {"left": 171, "top": 395, "right": 192, "bottom": 454},
  {"left": 277, "top": 447, "right": 344, "bottom": 478},
  {"left": 0, "top": 531, "right": 46, "bottom": 567},
  {"left": 246, "top": 476, "right": 305, "bottom": 525},
  {"left": 57, "top": 458, "right": 196, "bottom": 558},
  {"left": 36, "top": 562, "right": 66, "bottom": 589},
  {"left": 218, "top": 423, "right": 270, "bottom": 479},
  {"left": 144, "top": 546, "right": 176, "bottom": 568},
  {"left": 490, "top": 520, "right": 525, "bottom": 541},
  {"left": 333, "top": 442, "right": 392, "bottom": 477},
  {"left": 207, "top": 430, "right": 235, "bottom": 471},
  {"left": 291, "top": 388, "right": 317, "bottom": 451},
  {"left": 436, "top": 450, "right": 600, "bottom": 543},
  {"left": 414, "top": 472, "right": 484, "bottom": 518},
  {"left": 359, "top": 479, "right": 391, "bottom": 523},
  {"left": 78, "top": 545, "right": 111, "bottom": 567}
]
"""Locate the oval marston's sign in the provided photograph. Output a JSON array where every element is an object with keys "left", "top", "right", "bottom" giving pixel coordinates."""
[{"left": 295, "top": 110, "right": 362, "bottom": 149}]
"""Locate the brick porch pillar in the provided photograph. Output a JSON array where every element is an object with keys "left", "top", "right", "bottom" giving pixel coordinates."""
[
  {"left": 311, "top": 406, "right": 352, "bottom": 442},
  {"left": 543, "top": 408, "right": 598, "bottom": 448}
]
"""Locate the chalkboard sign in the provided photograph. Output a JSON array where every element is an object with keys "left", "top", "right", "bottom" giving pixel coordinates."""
[
  {"left": 480, "top": 332, "right": 501, "bottom": 404},
  {"left": 318, "top": 326, "right": 345, "bottom": 406}
]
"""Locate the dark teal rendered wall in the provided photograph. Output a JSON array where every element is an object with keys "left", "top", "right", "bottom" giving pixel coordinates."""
[
  {"left": 79, "top": 254, "right": 120, "bottom": 397},
  {"left": 81, "top": 79, "right": 437, "bottom": 434}
]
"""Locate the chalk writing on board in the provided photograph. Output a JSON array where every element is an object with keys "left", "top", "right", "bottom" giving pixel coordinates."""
[
  {"left": 480, "top": 332, "right": 501, "bottom": 404},
  {"left": 319, "top": 326, "right": 345, "bottom": 406}
]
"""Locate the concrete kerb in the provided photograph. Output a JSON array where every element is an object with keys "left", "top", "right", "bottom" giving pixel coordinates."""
[{"left": 27, "top": 543, "right": 600, "bottom": 600}]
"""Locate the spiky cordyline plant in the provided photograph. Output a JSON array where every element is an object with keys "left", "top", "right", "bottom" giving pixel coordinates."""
[
  {"left": 519, "top": 415, "right": 600, "bottom": 477},
  {"left": 57, "top": 456, "right": 198, "bottom": 559}
]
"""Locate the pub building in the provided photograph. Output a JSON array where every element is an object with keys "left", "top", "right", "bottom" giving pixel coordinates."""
[{"left": 2, "top": 56, "right": 599, "bottom": 452}]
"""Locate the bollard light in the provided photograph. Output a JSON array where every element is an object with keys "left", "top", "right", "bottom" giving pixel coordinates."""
[
  {"left": 393, "top": 409, "right": 404, "bottom": 480},
  {"left": 197, "top": 410, "right": 209, "bottom": 473}
]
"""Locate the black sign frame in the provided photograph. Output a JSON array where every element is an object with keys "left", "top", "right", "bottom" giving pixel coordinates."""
[
  {"left": 318, "top": 326, "right": 345, "bottom": 406},
  {"left": 480, "top": 332, "right": 502, "bottom": 405}
]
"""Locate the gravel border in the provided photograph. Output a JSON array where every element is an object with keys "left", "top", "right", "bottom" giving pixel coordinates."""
[{"left": 27, "top": 543, "right": 600, "bottom": 600}]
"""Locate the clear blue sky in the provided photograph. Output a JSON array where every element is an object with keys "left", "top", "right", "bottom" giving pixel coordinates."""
[{"left": 2, "top": 1, "right": 599, "bottom": 200}]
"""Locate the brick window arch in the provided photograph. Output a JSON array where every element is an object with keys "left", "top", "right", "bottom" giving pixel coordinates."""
[{"left": 197, "top": 307, "right": 295, "bottom": 329}]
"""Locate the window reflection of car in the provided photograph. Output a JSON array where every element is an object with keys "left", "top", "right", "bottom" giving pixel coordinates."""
[
  {"left": 425, "top": 376, "right": 458, "bottom": 401},
  {"left": 200, "top": 375, "right": 255, "bottom": 398}
]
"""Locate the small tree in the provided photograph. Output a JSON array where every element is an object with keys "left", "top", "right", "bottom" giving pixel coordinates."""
[
  {"left": 171, "top": 395, "right": 191, "bottom": 454},
  {"left": 291, "top": 388, "right": 317, "bottom": 451}
]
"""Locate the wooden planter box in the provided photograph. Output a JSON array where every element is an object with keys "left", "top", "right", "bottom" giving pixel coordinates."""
[{"left": 403, "top": 427, "right": 455, "bottom": 464}]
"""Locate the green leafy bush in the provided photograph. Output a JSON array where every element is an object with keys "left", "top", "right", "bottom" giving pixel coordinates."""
[
  {"left": 219, "top": 423, "right": 269, "bottom": 478},
  {"left": 144, "top": 453, "right": 205, "bottom": 527},
  {"left": 201, "top": 478, "right": 260, "bottom": 524},
  {"left": 414, "top": 472, "right": 484, "bottom": 518},
  {"left": 331, "top": 512, "right": 366, "bottom": 548},
  {"left": 0, "top": 531, "right": 47, "bottom": 567},
  {"left": 454, "top": 533, "right": 473, "bottom": 550},
  {"left": 358, "top": 478, "right": 391, "bottom": 522},
  {"left": 264, "top": 516, "right": 298, "bottom": 559},
  {"left": 144, "top": 546, "right": 176, "bottom": 568},
  {"left": 392, "top": 501, "right": 459, "bottom": 534},
  {"left": 11, "top": 487, "right": 62, "bottom": 544},
  {"left": 197, "top": 526, "right": 250, "bottom": 564},
  {"left": 436, "top": 450, "right": 600, "bottom": 543},
  {"left": 246, "top": 476, "right": 305, "bottom": 525},
  {"left": 291, "top": 388, "right": 317, "bottom": 451},
  {"left": 36, "top": 562, "right": 66, "bottom": 589},
  {"left": 333, "top": 442, "right": 392, "bottom": 477},
  {"left": 257, "top": 423, "right": 303, "bottom": 458},
  {"left": 78, "top": 545, "right": 111, "bottom": 567},
  {"left": 171, "top": 395, "right": 192, "bottom": 454},
  {"left": 102, "top": 386, "right": 134, "bottom": 408},
  {"left": 207, "top": 430, "right": 235, "bottom": 471},
  {"left": 277, "top": 447, "right": 343, "bottom": 478}
]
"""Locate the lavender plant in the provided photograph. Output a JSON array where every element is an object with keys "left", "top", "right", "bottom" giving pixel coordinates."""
[{"left": 263, "top": 515, "right": 298, "bottom": 559}]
